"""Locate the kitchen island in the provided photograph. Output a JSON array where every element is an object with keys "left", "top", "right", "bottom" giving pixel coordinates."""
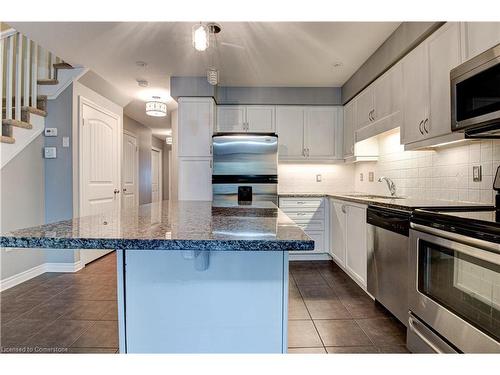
[{"left": 0, "top": 200, "right": 313, "bottom": 353}]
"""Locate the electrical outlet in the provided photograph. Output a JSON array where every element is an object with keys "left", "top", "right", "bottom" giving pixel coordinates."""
[
  {"left": 368, "top": 172, "right": 374, "bottom": 182},
  {"left": 473, "top": 166, "right": 482, "bottom": 182},
  {"left": 44, "top": 147, "right": 57, "bottom": 159},
  {"left": 62, "top": 136, "right": 70, "bottom": 148},
  {"left": 359, "top": 173, "right": 364, "bottom": 182},
  {"left": 316, "top": 174, "right": 322, "bottom": 182}
]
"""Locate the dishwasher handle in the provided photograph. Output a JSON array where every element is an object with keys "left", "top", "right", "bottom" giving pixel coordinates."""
[{"left": 367, "top": 206, "right": 411, "bottom": 236}]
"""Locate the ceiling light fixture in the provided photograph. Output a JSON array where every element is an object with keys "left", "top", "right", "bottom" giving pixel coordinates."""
[
  {"left": 207, "top": 68, "right": 219, "bottom": 86},
  {"left": 136, "top": 79, "right": 149, "bottom": 87},
  {"left": 146, "top": 96, "right": 167, "bottom": 117},
  {"left": 192, "top": 23, "right": 209, "bottom": 51}
]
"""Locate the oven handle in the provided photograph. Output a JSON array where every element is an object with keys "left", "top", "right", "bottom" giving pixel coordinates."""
[
  {"left": 408, "top": 315, "right": 445, "bottom": 354},
  {"left": 410, "top": 223, "right": 500, "bottom": 259}
]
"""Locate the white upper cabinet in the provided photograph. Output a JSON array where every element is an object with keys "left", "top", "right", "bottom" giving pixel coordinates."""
[
  {"left": 305, "top": 107, "right": 340, "bottom": 159},
  {"left": 355, "top": 86, "right": 374, "bottom": 130},
  {"left": 373, "top": 62, "right": 402, "bottom": 122},
  {"left": 401, "top": 41, "right": 430, "bottom": 145},
  {"left": 343, "top": 100, "right": 356, "bottom": 158},
  {"left": 463, "top": 22, "right": 500, "bottom": 60},
  {"left": 276, "top": 106, "right": 305, "bottom": 159},
  {"left": 177, "top": 97, "right": 214, "bottom": 157},
  {"left": 216, "top": 105, "right": 275, "bottom": 133},
  {"left": 428, "top": 22, "right": 462, "bottom": 139},
  {"left": 216, "top": 106, "right": 245, "bottom": 132}
]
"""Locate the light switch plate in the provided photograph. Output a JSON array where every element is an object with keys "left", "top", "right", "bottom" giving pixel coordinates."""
[
  {"left": 62, "top": 136, "right": 70, "bottom": 148},
  {"left": 473, "top": 165, "right": 482, "bottom": 182},
  {"left": 44, "top": 128, "right": 57, "bottom": 137},
  {"left": 316, "top": 174, "right": 322, "bottom": 182},
  {"left": 360, "top": 173, "right": 364, "bottom": 182},
  {"left": 369, "top": 172, "right": 374, "bottom": 182},
  {"left": 44, "top": 147, "right": 57, "bottom": 159}
]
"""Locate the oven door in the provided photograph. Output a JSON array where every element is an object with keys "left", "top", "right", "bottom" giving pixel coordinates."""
[{"left": 409, "top": 226, "right": 500, "bottom": 353}]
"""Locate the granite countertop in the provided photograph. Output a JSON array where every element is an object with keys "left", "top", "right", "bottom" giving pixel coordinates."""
[
  {"left": 279, "top": 192, "right": 493, "bottom": 211},
  {"left": 0, "top": 200, "right": 314, "bottom": 252}
]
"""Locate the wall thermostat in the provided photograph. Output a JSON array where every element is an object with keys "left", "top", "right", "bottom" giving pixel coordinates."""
[
  {"left": 44, "top": 128, "right": 58, "bottom": 137},
  {"left": 44, "top": 147, "right": 57, "bottom": 159}
]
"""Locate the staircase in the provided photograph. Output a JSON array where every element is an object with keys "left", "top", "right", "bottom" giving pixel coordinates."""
[{"left": 1, "top": 27, "right": 77, "bottom": 167}]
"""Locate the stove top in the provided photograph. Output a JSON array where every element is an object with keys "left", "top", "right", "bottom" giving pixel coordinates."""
[{"left": 411, "top": 207, "right": 499, "bottom": 244}]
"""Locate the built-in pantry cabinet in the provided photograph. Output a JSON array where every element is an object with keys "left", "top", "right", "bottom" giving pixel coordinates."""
[
  {"left": 216, "top": 105, "right": 275, "bottom": 133},
  {"left": 329, "top": 198, "right": 368, "bottom": 289},
  {"left": 276, "top": 106, "right": 343, "bottom": 162}
]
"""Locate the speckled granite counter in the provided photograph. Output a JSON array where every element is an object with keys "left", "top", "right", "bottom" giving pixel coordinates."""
[
  {"left": 279, "top": 192, "right": 492, "bottom": 211},
  {"left": 0, "top": 200, "right": 314, "bottom": 251}
]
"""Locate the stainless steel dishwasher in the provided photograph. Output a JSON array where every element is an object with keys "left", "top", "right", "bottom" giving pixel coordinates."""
[{"left": 367, "top": 206, "right": 411, "bottom": 326}]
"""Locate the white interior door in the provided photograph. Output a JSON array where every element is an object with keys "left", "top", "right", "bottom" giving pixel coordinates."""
[
  {"left": 80, "top": 97, "right": 120, "bottom": 265},
  {"left": 122, "top": 131, "right": 138, "bottom": 209},
  {"left": 151, "top": 148, "right": 162, "bottom": 203}
]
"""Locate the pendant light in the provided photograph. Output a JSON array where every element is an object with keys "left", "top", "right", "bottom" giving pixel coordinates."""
[
  {"left": 207, "top": 68, "right": 219, "bottom": 86},
  {"left": 192, "top": 23, "right": 209, "bottom": 52}
]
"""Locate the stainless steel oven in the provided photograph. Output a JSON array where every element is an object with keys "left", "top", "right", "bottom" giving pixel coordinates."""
[
  {"left": 451, "top": 43, "right": 500, "bottom": 138},
  {"left": 409, "top": 224, "right": 500, "bottom": 353}
]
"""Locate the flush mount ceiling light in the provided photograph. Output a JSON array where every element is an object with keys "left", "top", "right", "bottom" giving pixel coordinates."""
[
  {"left": 207, "top": 67, "right": 219, "bottom": 86},
  {"left": 192, "top": 23, "right": 209, "bottom": 51},
  {"left": 146, "top": 96, "right": 167, "bottom": 117}
]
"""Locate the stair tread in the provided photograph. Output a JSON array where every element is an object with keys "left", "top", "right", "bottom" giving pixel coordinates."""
[
  {"left": 37, "top": 79, "right": 59, "bottom": 85},
  {"left": 0, "top": 135, "right": 15, "bottom": 144},
  {"left": 2, "top": 119, "right": 33, "bottom": 129},
  {"left": 2, "top": 106, "right": 47, "bottom": 117}
]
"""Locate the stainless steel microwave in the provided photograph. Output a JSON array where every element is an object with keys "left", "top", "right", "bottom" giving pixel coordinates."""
[{"left": 451, "top": 43, "right": 500, "bottom": 138}]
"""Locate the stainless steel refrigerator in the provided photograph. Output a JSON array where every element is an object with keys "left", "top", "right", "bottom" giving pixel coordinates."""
[{"left": 212, "top": 134, "right": 278, "bottom": 204}]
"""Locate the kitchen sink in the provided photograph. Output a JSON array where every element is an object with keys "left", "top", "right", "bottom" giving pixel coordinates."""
[{"left": 345, "top": 194, "right": 405, "bottom": 200}]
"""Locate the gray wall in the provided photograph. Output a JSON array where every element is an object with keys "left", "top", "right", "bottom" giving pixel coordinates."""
[
  {"left": 170, "top": 76, "right": 218, "bottom": 100},
  {"left": 216, "top": 86, "right": 342, "bottom": 105},
  {"left": 342, "top": 22, "right": 444, "bottom": 103},
  {"left": 1, "top": 135, "right": 47, "bottom": 280}
]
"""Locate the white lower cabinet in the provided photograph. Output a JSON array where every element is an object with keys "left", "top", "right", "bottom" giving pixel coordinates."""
[
  {"left": 279, "top": 197, "right": 328, "bottom": 256},
  {"left": 329, "top": 198, "right": 368, "bottom": 289}
]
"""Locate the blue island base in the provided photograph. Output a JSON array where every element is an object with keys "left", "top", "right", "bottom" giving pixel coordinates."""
[{"left": 116, "top": 250, "right": 289, "bottom": 353}]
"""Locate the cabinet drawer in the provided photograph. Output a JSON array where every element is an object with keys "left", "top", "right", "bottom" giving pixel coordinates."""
[
  {"left": 279, "top": 198, "right": 324, "bottom": 209},
  {"left": 294, "top": 220, "right": 325, "bottom": 231},
  {"left": 283, "top": 210, "right": 325, "bottom": 222}
]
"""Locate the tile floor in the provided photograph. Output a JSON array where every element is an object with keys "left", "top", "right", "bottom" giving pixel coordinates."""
[
  {"left": 0, "top": 253, "right": 118, "bottom": 353},
  {"left": 288, "top": 260, "right": 409, "bottom": 353},
  {"left": 0, "top": 253, "right": 408, "bottom": 354}
]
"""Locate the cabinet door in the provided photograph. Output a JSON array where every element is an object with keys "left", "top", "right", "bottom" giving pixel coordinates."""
[
  {"left": 464, "top": 22, "right": 500, "bottom": 59},
  {"left": 216, "top": 106, "right": 246, "bottom": 132},
  {"left": 246, "top": 106, "right": 275, "bottom": 133},
  {"left": 343, "top": 101, "right": 356, "bottom": 158},
  {"left": 401, "top": 42, "right": 429, "bottom": 145},
  {"left": 428, "top": 22, "right": 462, "bottom": 139},
  {"left": 178, "top": 98, "right": 214, "bottom": 157},
  {"left": 373, "top": 63, "right": 402, "bottom": 121},
  {"left": 355, "top": 86, "right": 374, "bottom": 130},
  {"left": 304, "top": 230, "right": 325, "bottom": 254},
  {"left": 178, "top": 158, "right": 212, "bottom": 201},
  {"left": 304, "top": 107, "right": 337, "bottom": 159},
  {"left": 329, "top": 200, "right": 346, "bottom": 266},
  {"left": 276, "top": 106, "right": 305, "bottom": 159},
  {"left": 345, "top": 205, "right": 367, "bottom": 287}
]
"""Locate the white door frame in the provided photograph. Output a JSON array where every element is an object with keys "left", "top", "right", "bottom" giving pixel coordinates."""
[
  {"left": 151, "top": 146, "right": 163, "bottom": 202},
  {"left": 123, "top": 129, "right": 139, "bottom": 207},
  {"left": 78, "top": 95, "right": 121, "bottom": 217}
]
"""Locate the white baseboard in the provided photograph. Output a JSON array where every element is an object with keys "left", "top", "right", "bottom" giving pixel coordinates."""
[
  {"left": 289, "top": 253, "right": 332, "bottom": 261},
  {"left": 0, "top": 260, "right": 84, "bottom": 292}
]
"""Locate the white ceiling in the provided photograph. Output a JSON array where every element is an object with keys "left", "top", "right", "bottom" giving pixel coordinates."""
[{"left": 11, "top": 22, "right": 400, "bottom": 137}]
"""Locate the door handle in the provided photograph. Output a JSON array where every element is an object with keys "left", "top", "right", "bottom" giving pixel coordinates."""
[
  {"left": 123, "top": 188, "right": 127, "bottom": 192},
  {"left": 114, "top": 189, "right": 120, "bottom": 194},
  {"left": 341, "top": 205, "right": 346, "bottom": 214},
  {"left": 423, "top": 118, "right": 429, "bottom": 133},
  {"left": 419, "top": 120, "right": 424, "bottom": 135},
  {"left": 371, "top": 109, "right": 375, "bottom": 121},
  {"left": 408, "top": 316, "right": 444, "bottom": 354}
]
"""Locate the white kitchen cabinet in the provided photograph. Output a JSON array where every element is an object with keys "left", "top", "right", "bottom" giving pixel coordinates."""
[
  {"left": 178, "top": 98, "right": 214, "bottom": 157},
  {"left": 279, "top": 197, "right": 328, "bottom": 256},
  {"left": 355, "top": 86, "right": 374, "bottom": 130},
  {"left": 177, "top": 158, "right": 212, "bottom": 201},
  {"left": 401, "top": 41, "right": 430, "bottom": 145},
  {"left": 345, "top": 204, "right": 367, "bottom": 287},
  {"left": 216, "top": 106, "right": 246, "bottom": 132},
  {"left": 304, "top": 107, "right": 340, "bottom": 159},
  {"left": 329, "top": 198, "right": 368, "bottom": 289},
  {"left": 463, "top": 22, "right": 500, "bottom": 60},
  {"left": 373, "top": 63, "right": 402, "bottom": 122},
  {"left": 276, "top": 106, "right": 306, "bottom": 159},
  {"left": 343, "top": 100, "right": 356, "bottom": 158},
  {"left": 216, "top": 105, "right": 275, "bottom": 133},
  {"left": 427, "top": 22, "right": 462, "bottom": 139},
  {"left": 329, "top": 200, "right": 346, "bottom": 266},
  {"left": 276, "top": 106, "right": 342, "bottom": 162}
]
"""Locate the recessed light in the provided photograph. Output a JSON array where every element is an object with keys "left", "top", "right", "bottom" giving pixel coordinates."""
[
  {"left": 136, "top": 61, "right": 148, "bottom": 68},
  {"left": 136, "top": 79, "right": 149, "bottom": 87}
]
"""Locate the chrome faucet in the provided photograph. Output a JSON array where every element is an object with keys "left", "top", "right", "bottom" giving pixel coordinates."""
[{"left": 378, "top": 176, "right": 397, "bottom": 197}]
